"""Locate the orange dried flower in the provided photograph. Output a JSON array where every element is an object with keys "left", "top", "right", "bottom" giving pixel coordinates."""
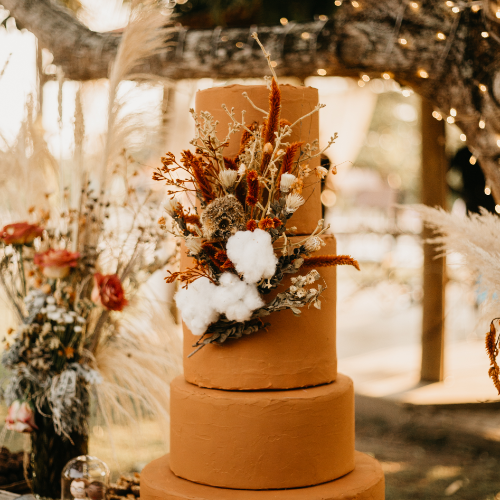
[
  {"left": 258, "top": 217, "right": 275, "bottom": 230},
  {"left": 302, "top": 255, "right": 360, "bottom": 271},
  {"left": 246, "top": 170, "right": 259, "bottom": 206},
  {"left": 237, "top": 122, "right": 258, "bottom": 157},
  {"left": 263, "top": 78, "right": 281, "bottom": 145},
  {"left": 272, "top": 217, "right": 282, "bottom": 228},
  {"left": 246, "top": 219, "right": 258, "bottom": 231}
]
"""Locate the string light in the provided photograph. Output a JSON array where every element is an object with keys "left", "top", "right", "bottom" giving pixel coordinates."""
[
  {"left": 482, "top": 31, "right": 490, "bottom": 38},
  {"left": 319, "top": 14, "right": 328, "bottom": 21},
  {"left": 452, "top": 6, "right": 460, "bottom": 13},
  {"left": 351, "top": 0, "right": 360, "bottom": 7},
  {"left": 361, "top": 74, "right": 370, "bottom": 82},
  {"left": 436, "top": 32, "right": 446, "bottom": 40},
  {"left": 402, "top": 89, "right": 411, "bottom": 97},
  {"left": 470, "top": 156, "right": 477, "bottom": 165},
  {"left": 410, "top": 1, "right": 419, "bottom": 9},
  {"left": 485, "top": 187, "right": 491, "bottom": 195},
  {"left": 334, "top": 0, "right": 343, "bottom": 5},
  {"left": 418, "top": 69, "right": 429, "bottom": 78},
  {"left": 479, "top": 119, "right": 485, "bottom": 129},
  {"left": 317, "top": 68, "right": 327, "bottom": 76},
  {"left": 358, "top": 80, "right": 365, "bottom": 87},
  {"left": 432, "top": 111, "right": 442, "bottom": 120},
  {"left": 497, "top": 10, "right": 500, "bottom": 19},
  {"left": 450, "top": 108, "right": 457, "bottom": 117},
  {"left": 447, "top": 116, "right": 455, "bottom": 123},
  {"left": 236, "top": 42, "right": 244, "bottom": 48},
  {"left": 445, "top": 0, "right": 454, "bottom": 5},
  {"left": 479, "top": 84, "right": 487, "bottom": 92},
  {"left": 301, "top": 32, "right": 311, "bottom": 40},
  {"left": 382, "top": 72, "right": 391, "bottom": 79},
  {"left": 271, "top": 61, "right": 278, "bottom": 67},
  {"left": 495, "top": 205, "right": 500, "bottom": 214},
  {"left": 497, "top": 139, "right": 500, "bottom": 147},
  {"left": 280, "top": 17, "right": 288, "bottom": 25},
  {"left": 460, "top": 133, "right": 467, "bottom": 141},
  {"left": 471, "top": 4, "right": 481, "bottom": 12},
  {"left": 399, "top": 38, "right": 408, "bottom": 45}
]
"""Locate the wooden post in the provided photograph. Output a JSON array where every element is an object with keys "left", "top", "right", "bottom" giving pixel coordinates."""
[{"left": 420, "top": 99, "right": 447, "bottom": 382}]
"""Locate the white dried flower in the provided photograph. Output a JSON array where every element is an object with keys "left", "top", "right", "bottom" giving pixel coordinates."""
[
  {"left": 74, "top": 326, "right": 83, "bottom": 333},
  {"left": 185, "top": 236, "right": 203, "bottom": 256},
  {"left": 305, "top": 270, "right": 321, "bottom": 284},
  {"left": 164, "top": 197, "right": 181, "bottom": 217},
  {"left": 77, "top": 316, "right": 86, "bottom": 324},
  {"left": 63, "top": 314, "right": 74, "bottom": 324},
  {"left": 219, "top": 170, "right": 238, "bottom": 189},
  {"left": 46, "top": 304, "right": 57, "bottom": 312},
  {"left": 289, "top": 286, "right": 298, "bottom": 293},
  {"left": 286, "top": 193, "right": 305, "bottom": 213},
  {"left": 238, "top": 163, "right": 247, "bottom": 175},
  {"left": 315, "top": 166, "right": 329, "bottom": 179},
  {"left": 296, "top": 288, "right": 307, "bottom": 298},
  {"left": 280, "top": 173, "right": 296, "bottom": 193},
  {"left": 304, "top": 236, "right": 325, "bottom": 253},
  {"left": 46, "top": 297, "right": 56, "bottom": 305}
]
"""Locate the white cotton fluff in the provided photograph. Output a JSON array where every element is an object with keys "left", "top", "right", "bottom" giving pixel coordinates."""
[
  {"left": 174, "top": 277, "right": 219, "bottom": 336},
  {"left": 214, "top": 273, "right": 264, "bottom": 322},
  {"left": 226, "top": 229, "right": 278, "bottom": 284}
]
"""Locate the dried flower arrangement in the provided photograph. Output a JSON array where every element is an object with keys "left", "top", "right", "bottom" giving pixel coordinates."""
[
  {"left": 0, "top": 1, "right": 181, "bottom": 497},
  {"left": 154, "top": 34, "right": 359, "bottom": 356},
  {"left": 415, "top": 205, "right": 500, "bottom": 394}
]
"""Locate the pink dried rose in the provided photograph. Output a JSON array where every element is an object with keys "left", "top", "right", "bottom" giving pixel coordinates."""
[
  {"left": 34, "top": 249, "right": 80, "bottom": 279},
  {"left": 0, "top": 222, "right": 43, "bottom": 245},
  {"left": 91, "top": 273, "right": 128, "bottom": 312},
  {"left": 6, "top": 400, "right": 38, "bottom": 433}
]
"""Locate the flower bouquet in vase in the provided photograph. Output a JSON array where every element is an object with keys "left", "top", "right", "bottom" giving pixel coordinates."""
[{"left": 0, "top": 174, "right": 170, "bottom": 499}]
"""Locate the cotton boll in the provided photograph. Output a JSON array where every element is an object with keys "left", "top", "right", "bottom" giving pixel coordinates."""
[
  {"left": 214, "top": 273, "right": 264, "bottom": 322},
  {"left": 174, "top": 277, "right": 220, "bottom": 335},
  {"left": 226, "top": 229, "right": 278, "bottom": 284}
]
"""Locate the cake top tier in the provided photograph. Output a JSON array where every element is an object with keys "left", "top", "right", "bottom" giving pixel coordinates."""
[{"left": 195, "top": 83, "right": 322, "bottom": 234}]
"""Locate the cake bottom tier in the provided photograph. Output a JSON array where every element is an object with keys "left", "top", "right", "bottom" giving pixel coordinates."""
[{"left": 141, "top": 453, "right": 385, "bottom": 500}]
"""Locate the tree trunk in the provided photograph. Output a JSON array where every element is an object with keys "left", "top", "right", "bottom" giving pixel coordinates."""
[{"left": 4, "top": 0, "right": 500, "bottom": 198}]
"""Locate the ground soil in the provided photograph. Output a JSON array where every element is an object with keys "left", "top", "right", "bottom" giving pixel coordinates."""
[{"left": 356, "top": 416, "right": 500, "bottom": 500}]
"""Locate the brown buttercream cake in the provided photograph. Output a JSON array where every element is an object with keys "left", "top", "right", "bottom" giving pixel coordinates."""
[{"left": 141, "top": 83, "right": 385, "bottom": 500}]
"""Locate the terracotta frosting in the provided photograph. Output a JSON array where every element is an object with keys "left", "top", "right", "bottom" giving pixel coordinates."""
[
  {"left": 182, "top": 235, "right": 337, "bottom": 390},
  {"left": 141, "top": 452, "right": 385, "bottom": 500},
  {"left": 169, "top": 374, "right": 355, "bottom": 490},
  {"left": 195, "top": 84, "right": 322, "bottom": 235}
]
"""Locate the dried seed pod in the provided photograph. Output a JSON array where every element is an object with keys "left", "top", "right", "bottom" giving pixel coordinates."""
[{"left": 201, "top": 195, "right": 246, "bottom": 241}]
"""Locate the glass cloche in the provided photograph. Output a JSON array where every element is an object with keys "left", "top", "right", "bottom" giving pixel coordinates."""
[{"left": 62, "top": 455, "right": 110, "bottom": 500}]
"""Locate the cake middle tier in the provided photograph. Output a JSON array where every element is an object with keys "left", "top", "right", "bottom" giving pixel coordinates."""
[
  {"left": 183, "top": 234, "right": 337, "bottom": 390},
  {"left": 170, "top": 375, "right": 355, "bottom": 490}
]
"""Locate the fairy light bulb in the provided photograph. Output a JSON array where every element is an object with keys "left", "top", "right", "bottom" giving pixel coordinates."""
[
  {"left": 382, "top": 72, "right": 391, "bottom": 79},
  {"left": 470, "top": 156, "right": 477, "bottom": 165},
  {"left": 436, "top": 32, "right": 446, "bottom": 40},
  {"left": 452, "top": 6, "right": 460, "bottom": 12},
  {"left": 361, "top": 74, "right": 370, "bottom": 82},
  {"left": 399, "top": 38, "right": 408, "bottom": 45},
  {"left": 334, "top": 0, "right": 343, "bottom": 5},
  {"left": 460, "top": 134, "right": 466, "bottom": 142},
  {"left": 495, "top": 205, "right": 500, "bottom": 214},
  {"left": 317, "top": 68, "right": 327, "bottom": 76},
  {"left": 482, "top": 31, "right": 490, "bottom": 38},
  {"left": 479, "top": 84, "right": 487, "bottom": 92},
  {"left": 497, "top": 139, "right": 500, "bottom": 147},
  {"left": 485, "top": 187, "right": 491, "bottom": 195},
  {"left": 280, "top": 17, "right": 289, "bottom": 25},
  {"left": 450, "top": 108, "right": 457, "bottom": 117},
  {"left": 351, "top": 1, "right": 360, "bottom": 7},
  {"left": 410, "top": 1, "right": 419, "bottom": 9},
  {"left": 445, "top": 1, "right": 454, "bottom": 6},
  {"left": 358, "top": 80, "right": 365, "bottom": 87},
  {"left": 432, "top": 111, "right": 442, "bottom": 120},
  {"left": 418, "top": 69, "right": 429, "bottom": 78},
  {"left": 447, "top": 116, "right": 455, "bottom": 123},
  {"left": 479, "top": 119, "right": 485, "bottom": 129}
]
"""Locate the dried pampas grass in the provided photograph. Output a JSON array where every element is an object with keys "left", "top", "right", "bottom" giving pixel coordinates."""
[{"left": 414, "top": 204, "right": 500, "bottom": 317}]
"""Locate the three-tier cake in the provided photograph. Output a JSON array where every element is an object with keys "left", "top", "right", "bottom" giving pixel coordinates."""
[{"left": 142, "top": 83, "right": 385, "bottom": 500}]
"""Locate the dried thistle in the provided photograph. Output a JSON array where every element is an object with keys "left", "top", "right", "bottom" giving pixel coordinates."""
[
  {"left": 201, "top": 195, "right": 246, "bottom": 241},
  {"left": 486, "top": 320, "right": 500, "bottom": 394}
]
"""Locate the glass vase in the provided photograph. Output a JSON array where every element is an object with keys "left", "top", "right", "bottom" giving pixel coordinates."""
[{"left": 29, "top": 411, "right": 89, "bottom": 500}]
